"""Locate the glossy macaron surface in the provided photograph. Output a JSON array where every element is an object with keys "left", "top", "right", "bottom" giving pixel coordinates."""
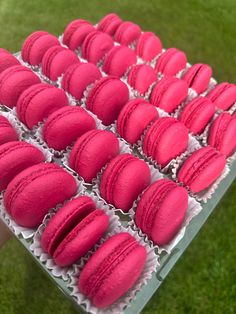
[
  {"left": 4, "top": 163, "right": 77, "bottom": 228},
  {"left": 16, "top": 83, "right": 68, "bottom": 129},
  {"left": 0, "top": 141, "right": 45, "bottom": 191},
  {"left": 79, "top": 232, "right": 147, "bottom": 308},
  {"left": 69, "top": 130, "right": 119, "bottom": 182},
  {"left": 116, "top": 98, "right": 158, "bottom": 144},
  {"left": 208, "top": 112, "right": 236, "bottom": 157},
  {"left": 100, "top": 154, "right": 151, "bottom": 212},
  {"left": 0, "top": 115, "right": 18, "bottom": 145},
  {"left": 177, "top": 146, "right": 226, "bottom": 193},
  {"left": 86, "top": 76, "right": 129, "bottom": 125},
  {"left": 143, "top": 117, "right": 189, "bottom": 167},
  {"left": 43, "top": 106, "right": 96, "bottom": 151},
  {"left": 135, "top": 179, "right": 188, "bottom": 245},
  {"left": 0, "top": 48, "right": 20, "bottom": 73},
  {"left": 0, "top": 65, "right": 40, "bottom": 108}
]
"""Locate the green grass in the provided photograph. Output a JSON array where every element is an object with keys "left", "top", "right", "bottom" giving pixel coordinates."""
[{"left": 0, "top": 0, "right": 236, "bottom": 313}]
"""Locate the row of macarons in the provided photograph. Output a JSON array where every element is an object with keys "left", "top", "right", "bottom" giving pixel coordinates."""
[
  {"left": 1, "top": 65, "right": 235, "bottom": 174},
  {"left": 1, "top": 88, "right": 234, "bottom": 187},
  {"left": 0, "top": 110, "right": 227, "bottom": 222}
]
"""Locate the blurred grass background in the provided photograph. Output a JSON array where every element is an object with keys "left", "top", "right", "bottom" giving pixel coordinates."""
[{"left": 0, "top": 0, "right": 235, "bottom": 313}]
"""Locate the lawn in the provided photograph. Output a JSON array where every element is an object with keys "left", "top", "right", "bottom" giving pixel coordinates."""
[{"left": 0, "top": 0, "right": 236, "bottom": 313}]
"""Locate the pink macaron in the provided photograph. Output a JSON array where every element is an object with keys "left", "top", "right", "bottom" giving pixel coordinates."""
[
  {"left": 43, "top": 106, "right": 96, "bottom": 151},
  {"left": 21, "top": 31, "right": 60, "bottom": 66},
  {"left": 206, "top": 82, "right": 236, "bottom": 110},
  {"left": 177, "top": 146, "right": 226, "bottom": 193},
  {"left": 61, "top": 62, "right": 102, "bottom": 100},
  {"left": 116, "top": 98, "right": 158, "bottom": 144},
  {"left": 114, "top": 21, "right": 141, "bottom": 46},
  {"left": 86, "top": 76, "right": 129, "bottom": 125},
  {"left": 82, "top": 30, "right": 114, "bottom": 64},
  {"left": 0, "top": 115, "right": 18, "bottom": 145},
  {"left": 142, "top": 117, "right": 188, "bottom": 167},
  {"left": 100, "top": 153, "right": 151, "bottom": 212},
  {"left": 42, "top": 46, "right": 80, "bottom": 81},
  {"left": 41, "top": 196, "right": 109, "bottom": 266},
  {"left": 16, "top": 83, "right": 68, "bottom": 129},
  {"left": 69, "top": 129, "right": 119, "bottom": 182},
  {"left": 150, "top": 76, "right": 188, "bottom": 113},
  {"left": 127, "top": 64, "right": 156, "bottom": 94},
  {"left": 0, "top": 65, "right": 41, "bottom": 108},
  {"left": 155, "top": 48, "right": 187, "bottom": 76},
  {"left": 63, "top": 19, "right": 95, "bottom": 51},
  {"left": 0, "top": 141, "right": 45, "bottom": 191},
  {"left": 4, "top": 162, "right": 77, "bottom": 228},
  {"left": 79, "top": 232, "right": 147, "bottom": 308},
  {"left": 207, "top": 112, "right": 236, "bottom": 157},
  {"left": 0, "top": 48, "right": 20, "bottom": 73},
  {"left": 182, "top": 63, "right": 212, "bottom": 94},
  {"left": 103, "top": 45, "right": 137, "bottom": 78},
  {"left": 179, "top": 96, "right": 215, "bottom": 135},
  {"left": 135, "top": 32, "right": 163, "bottom": 62},
  {"left": 97, "top": 13, "right": 123, "bottom": 36},
  {"left": 135, "top": 178, "right": 188, "bottom": 246}
]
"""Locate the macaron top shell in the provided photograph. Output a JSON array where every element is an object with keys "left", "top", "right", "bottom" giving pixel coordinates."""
[
  {"left": 179, "top": 96, "right": 215, "bottom": 135},
  {"left": 155, "top": 48, "right": 187, "bottom": 76},
  {"left": 177, "top": 146, "right": 226, "bottom": 193},
  {"left": 103, "top": 45, "right": 137, "bottom": 78},
  {"left": 21, "top": 31, "right": 60, "bottom": 66},
  {"left": 150, "top": 77, "right": 188, "bottom": 113},
  {"left": 114, "top": 21, "right": 141, "bottom": 46},
  {"left": 135, "top": 32, "right": 163, "bottom": 61},
  {"left": 207, "top": 82, "right": 236, "bottom": 110},
  {"left": 42, "top": 46, "right": 80, "bottom": 81},
  {"left": 0, "top": 115, "right": 18, "bottom": 145},
  {"left": 0, "top": 141, "right": 45, "bottom": 191},
  {"left": 86, "top": 76, "right": 129, "bottom": 125},
  {"left": 182, "top": 63, "right": 212, "bottom": 94},
  {"left": 16, "top": 83, "right": 68, "bottom": 129},
  {"left": 79, "top": 232, "right": 147, "bottom": 308},
  {"left": 143, "top": 117, "right": 189, "bottom": 167},
  {"left": 135, "top": 178, "right": 188, "bottom": 245},
  {"left": 0, "top": 48, "right": 20, "bottom": 73},
  {"left": 4, "top": 163, "right": 77, "bottom": 228},
  {"left": 100, "top": 153, "right": 151, "bottom": 212},
  {"left": 116, "top": 98, "right": 158, "bottom": 144},
  {"left": 97, "top": 13, "right": 123, "bottom": 35},
  {"left": 128, "top": 64, "right": 157, "bottom": 94},
  {"left": 43, "top": 106, "right": 96, "bottom": 151},
  {"left": 41, "top": 196, "right": 109, "bottom": 267},
  {"left": 62, "top": 62, "right": 102, "bottom": 100},
  {"left": 69, "top": 129, "right": 120, "bottom": 182},
  {"left": 82, "top": 31, "right": 114, "bottom": 64},
  {"left": 63, "top": 19, "right": 94, "bottom": 50},
  {"left": 208, "top": 112, "right": 236, "bottom": 157},
  {"left": 0, "top": 65, "right": 41, "bottom": 108}
]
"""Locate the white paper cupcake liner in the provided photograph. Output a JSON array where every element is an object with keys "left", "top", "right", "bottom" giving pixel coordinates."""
[
  {"left": 228, "top": 102, "right": 236, "bottom": 115},
  {"left": 67, "top": 225, "right": 158, "bottom": 314},
  {"left": 128, "top": 188, "right": 202, "bottom": 254},
  {"left": 171, "top": 148, "right": 230, "bottom": 203},
  {"left": 29, "top": 190, "right": 121, "bottom": 280}
]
